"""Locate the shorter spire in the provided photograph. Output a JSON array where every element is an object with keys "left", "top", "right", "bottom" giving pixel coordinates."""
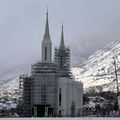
[{"left": 60, "top": 22, "right": 65, "bottom": 49}]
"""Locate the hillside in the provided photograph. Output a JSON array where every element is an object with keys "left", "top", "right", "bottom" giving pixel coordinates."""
[{"left": 72, "top": 41, "right": 120, "bottom": 92}]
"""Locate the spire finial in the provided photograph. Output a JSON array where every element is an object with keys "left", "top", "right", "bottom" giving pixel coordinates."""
[
  {"left": 46, "top": 6, "right": 48, "bottom": 16},
  {"left": 62, "top": 21, "right": 63, "bottom": 29},
  {"left": 60, "top": 21, "right": 65, "bottom": 49}
]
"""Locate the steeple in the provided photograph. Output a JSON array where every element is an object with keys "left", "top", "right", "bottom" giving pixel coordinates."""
[
  {"left": 55, "top": 23, "right": 70, "bottom": 76},
  {"left": 44, "top": 8, "right": 49, "bottom": 36},
  {"left": 60, "top": 23, "right": 65, "bottom": 49},
  {"left": 42, "top": 9, "right": 52, "bottom": 63}
]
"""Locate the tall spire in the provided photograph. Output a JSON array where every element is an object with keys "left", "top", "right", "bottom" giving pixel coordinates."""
[
  {"left": 60, "top": 22, "right": 65, "bottom": 49},
  {"left": 42, "top": 9, "right": 52, "bottom": 63},
  {"left": 44, "top": 8, "right": 49, "bottom": 36}
]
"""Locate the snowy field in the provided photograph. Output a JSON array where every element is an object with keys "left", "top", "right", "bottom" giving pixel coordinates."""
[{"left": 0, "top": 118, "right": 119, "bottom": 120}]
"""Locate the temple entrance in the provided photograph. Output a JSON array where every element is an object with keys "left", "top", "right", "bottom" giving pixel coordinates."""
[{"left": 32, "top": 105, "right": 53, "bottom": 117}]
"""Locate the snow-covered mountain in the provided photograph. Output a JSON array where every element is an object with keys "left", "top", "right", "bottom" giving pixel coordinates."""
[
  {"left": 72, "top": 41, "right": 120, "bottom": 93},
  {"left": 1, "top": 41, "right": 120, "bottom": 102},
  {"left": 0, "top": 75, "right": 19, "bottom": 110},
  {"left": 0, "top": 67, "right": 30, "bottom": 110}
]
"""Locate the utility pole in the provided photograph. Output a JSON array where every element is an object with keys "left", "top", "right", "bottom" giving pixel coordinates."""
[
  {"left": 113, "top": 58, "right": 120, "bottom": 113},
  {"left": 113, "top": 59, "right": 119, "bottom": 93}
]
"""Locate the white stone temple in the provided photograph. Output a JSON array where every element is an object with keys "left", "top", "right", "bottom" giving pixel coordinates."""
[{"left": 21, "top": 10, "right": 83, "bottom": 117}]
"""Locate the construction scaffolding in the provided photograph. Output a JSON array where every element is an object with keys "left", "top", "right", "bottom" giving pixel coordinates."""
[
  {"left": 31, "top": 62, "right": 58, "bottom": 117},
  {"left": 54, "top": 47, "right": 71, "bottom": 77},
  {"left": 19, "top": 75, "right": 32, "bottom": 117}
]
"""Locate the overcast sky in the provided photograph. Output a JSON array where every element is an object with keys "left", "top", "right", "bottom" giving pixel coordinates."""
[{"left": 1, "top": 0, "right": 120, "bottom": 74}]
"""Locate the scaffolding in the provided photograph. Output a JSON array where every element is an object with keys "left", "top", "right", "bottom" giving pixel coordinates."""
[
  {"left": 19, "top": 75, "right": 32, "bottom": 117},
  {"left": 31, "top": 62, "right": 58, "bottom": 117},
  {"left": 54, "top": 47, "right": 71, "bottom": 77}
]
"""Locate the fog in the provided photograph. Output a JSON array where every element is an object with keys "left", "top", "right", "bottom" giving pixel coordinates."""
[{"left": 0, "top": 0, "right": 120, "bottom": 74}]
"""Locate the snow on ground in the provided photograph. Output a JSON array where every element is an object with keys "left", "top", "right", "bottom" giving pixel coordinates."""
[{"left": 0, "top": 118, "right": 119, "bottom": 120}]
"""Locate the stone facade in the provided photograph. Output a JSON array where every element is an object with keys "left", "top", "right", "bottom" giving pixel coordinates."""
[{"left": 58, "top": 77, "right": 83, "bottom": 116}]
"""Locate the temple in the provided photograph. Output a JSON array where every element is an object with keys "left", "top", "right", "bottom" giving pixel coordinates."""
[{"left": 19, "top": 11, "right": 83, "bottom": 117}]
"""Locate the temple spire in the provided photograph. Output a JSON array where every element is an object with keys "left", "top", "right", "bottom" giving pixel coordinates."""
[
  {"left": 44, "top": 8, "right": 49, "bottom": 36},
  {"left": 60, "top": 22, "right": 65, "bottom": 49},
  {"left": 42, "top": 9, "right": 52, "bottom": 63}
]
